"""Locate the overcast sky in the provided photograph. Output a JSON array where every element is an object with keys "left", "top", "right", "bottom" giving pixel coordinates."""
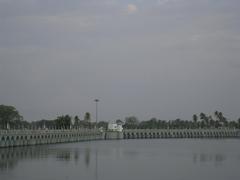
[{"left": 0, "top": 0, "right": 240, "bottom": 122}]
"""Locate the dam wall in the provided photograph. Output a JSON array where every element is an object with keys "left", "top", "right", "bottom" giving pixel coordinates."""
[
  {"left": 0, "top": 129, "right": 103, "bottom": 148},
  {"left": 104, "top": 131, "right": 124, "bottom": 140},
  {"left": 123, "top": 129, "right": 240, "bottom": 139},
  {"left": 1, "top": 128, "right": 240, "bottom": 148}
]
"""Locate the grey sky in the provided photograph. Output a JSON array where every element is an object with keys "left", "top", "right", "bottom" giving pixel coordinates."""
[{"left": 0, "top": 0, "right": 240, "bottom": 122}]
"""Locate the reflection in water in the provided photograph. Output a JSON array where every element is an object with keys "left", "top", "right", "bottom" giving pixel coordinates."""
[
  {"left": 95, "top": 150, "right": 98, "bottom": 180},
  {"left": 123, "top": 150, "right": 139, "bottom": 158},
  {"left": 74, "top": 150, "right": 79, "bottom": 163},
  {"left": 0, "top": 145, "right": 235, "bottom": 171},
  {"left": 56, "top": 150, "right": 71, "bottom": 161},
  {"left": 85, "top": 148, "right": 90, "bottom": 167},
  {"left": 0, "top": 145, "right": 95, "bottom": 171},
  {"left": 1, "top": 140, "right": 240, "bottom": 180},
  {"left": 193, "top": 153, "right": 226, "bottom": 166}
]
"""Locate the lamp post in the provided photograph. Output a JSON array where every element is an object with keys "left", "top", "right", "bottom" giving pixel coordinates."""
[{"left": 94, "top": 99, "right": 99, "bottom": 129}]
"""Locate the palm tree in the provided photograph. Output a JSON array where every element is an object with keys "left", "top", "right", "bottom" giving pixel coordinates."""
[
  {"left": 200, "top": 113, "right": 209, "bottom": 128},
  {"left": 214, "top": 111, "right": 229, "bottom": 128},
  {"left": 214, "top": 111, "right": 219, "bottom": 120}
]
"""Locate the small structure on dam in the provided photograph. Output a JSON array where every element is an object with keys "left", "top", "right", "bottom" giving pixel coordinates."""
[{"left": 105, "top": 123, "right": 124, "bottom": 140}]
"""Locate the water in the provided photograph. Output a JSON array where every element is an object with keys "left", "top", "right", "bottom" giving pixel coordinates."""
[{"left": 1, "top": 139, "right": 240, "bottom": 180}]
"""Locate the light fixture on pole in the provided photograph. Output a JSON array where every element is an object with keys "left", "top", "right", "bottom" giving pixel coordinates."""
[{"left": 94, "top": 99, "right": 99, "bottom": 128}]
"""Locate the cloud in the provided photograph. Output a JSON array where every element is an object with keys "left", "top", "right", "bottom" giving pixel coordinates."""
[{"left": 127, "top": 4, "right": 138, "bottom": 14}]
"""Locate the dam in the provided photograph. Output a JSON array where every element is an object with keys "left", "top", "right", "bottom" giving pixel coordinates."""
[
  {"left": 0, "top": 129, "right": 103, "bottom": 148},
  {"left": 1, "top": 128, "right": 240, "bottom": 148},
  {"left": 123, "top": 129, "right": 240, "bottom": 139}
]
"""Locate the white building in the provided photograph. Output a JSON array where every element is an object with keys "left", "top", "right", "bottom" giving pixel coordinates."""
[{"left": 108, "top": 123, "right": 123, "bottom": 132}]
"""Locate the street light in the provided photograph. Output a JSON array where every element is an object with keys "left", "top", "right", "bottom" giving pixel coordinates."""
[{"left": 94, "top": 99, "right": 99, "bottom": 128}]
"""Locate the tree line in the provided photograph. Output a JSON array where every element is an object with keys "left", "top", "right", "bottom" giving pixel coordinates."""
[
  {"left": 1, "top": 104, "right": 240, "bottom": 130},
  {"left": 123, "top": 112, "right": 240, "bottom": 129},
  {"left": 0, "top": 105, "right": 106, "bottom": 130}
]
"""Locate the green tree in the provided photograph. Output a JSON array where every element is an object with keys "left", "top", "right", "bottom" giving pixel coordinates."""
[
  {"left": 209, "top": 116, "right": 215, "bottom": 128},
  {"left": 83, "top": 112, "right": 91, "bottom": 128},
  {"left": 0, "top": 105, "right": 22, "bottom": 129},
  {"left": 124, "top": 116, "right": 139, "bottom": 129},
  {"left": 214, "top": 111, "right": 219, "bottom": 120},
  {"left": 193, "top": 114, "right": 198, "bottom": 128},
  {"left": 64, "top": 115, "right": 72, "bottom": 129},
  {"left": 200, "top": 112, "right": 209, "bottom": 128},
  {"left": 84, "top": 112, "right": 91, "bottom": 122},
  {"left": 97, "top": 121, "right": 108, "bottom": 129},
  {"left": 55, "top": 115, "right": 72, "bottom": 129},
  {"left": 214, "top": 111, "right": 228, "bottom": 127},
  {"left": 219, "top": 112, "right": 227, "bottom": 127},
  {"left": 74, "top": 116, "right": 80, "bottom": 127}
]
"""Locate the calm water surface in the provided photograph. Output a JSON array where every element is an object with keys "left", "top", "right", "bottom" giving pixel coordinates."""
[{"left": 1, "top": 139, "right": 240, "bottom": 180}]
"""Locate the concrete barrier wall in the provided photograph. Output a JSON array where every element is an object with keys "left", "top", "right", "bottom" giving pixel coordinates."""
[
  {"left": 123, "top": 129, "right": 240, "bottom": 139},
  {"left": 0, "top": 129, "right": 103, "bottom": 148}
]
